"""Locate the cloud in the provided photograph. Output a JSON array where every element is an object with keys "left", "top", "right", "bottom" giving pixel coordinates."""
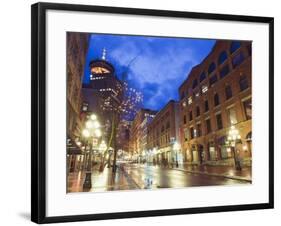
[{"left": 85, "top": 34, "right": 215, "bottom": 110}]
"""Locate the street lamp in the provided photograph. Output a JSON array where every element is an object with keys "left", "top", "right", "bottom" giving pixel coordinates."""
[
  {"left": 173, "top": 141, "right": 180, "bottom": 168},
  {"left": 225, "top": 125, "right": 242, "bottom": 171},
  {"left": 82, "top": 114, "right": 103, "bottom": 171}
]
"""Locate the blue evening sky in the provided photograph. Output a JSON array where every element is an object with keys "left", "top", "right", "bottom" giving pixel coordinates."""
[{"left": 83, "top": 33, "right": 215, "bottom": 111}]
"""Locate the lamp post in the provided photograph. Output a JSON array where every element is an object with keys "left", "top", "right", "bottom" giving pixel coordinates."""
[
  {"left": 225, "top": 125, "right": 242, "bottom": 171},
  {"left": 173, "top": 141, "right": 180, "bottom": 168},
  {"left": 82, "top": 114, "right": 102, "bottom": 171}
]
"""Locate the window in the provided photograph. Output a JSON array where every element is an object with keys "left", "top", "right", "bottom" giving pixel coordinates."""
[
  {"left": 239, "top": 75, "right": 249, "bottom": 91},
  {"left": 204, "top": 100, "right": 209, "bottom": 112},
  {"left": 197, "top": 123, "right": 202, "bottom": 137},
  {"left": 232, "top": 52, "right": 245, "bottom": 68},
  {"left": 230, "top": 41, "right": 241, "bottom": 54},
  {"left": 192, "top": 79, "right": 198, "bottom": 89},
  {"left": 216, "top": 114, "right": 223, "bottom": 130},
  {"left": 189, "top": 111, "right": 193, "bottom": 121},
  {"left": 228, "top": 107, "right": 237, "bottom": 124},
  {"left": 188, "top": 96, "right": 193, "bottom": 105},
  {"left": 208, "top": 62, "right": 216, "bottom": 74},
  {"left": 183, "top": 115, "right": 186, "bottom": 124},
  {"left": 243, "top": 99, "right": 252, "bottom": 120},
  {"left": 218, "top": 51, "right": 228, "bottom": 65},
  {"left": 214, "top": 93, "right": 220, "bottom": 106},
  {"left": 180, "top": 92, "right": 185, "bottom": 100},
  {"left": 199, "top": 72, "right": 206, "bottom": 82},
  {"left": 206, "top": 119, "right": 212, "bottom": 134},
  {"left": 225, "top": 85, "right": 233, "bottom": 100},
  {"left": 220, "top": 64, "right": 230, "bottom": 79},
  {"left": 209, "top": 74, "right": 218, "bottom": 85},
  {"left": 166, "top": 121, "right": 170, "bottom": 129},
  {"left": 202, "top": 85, "right": 208, "bottom": 93},
  {"left": 190, "top": 127, "right": 194, "bottom": 139},
  {"left": 196, "top": 106, "right": 200, "bottom": 117},
  {"left": 184, "top": 128, "right": 189, "bottom": 141}
]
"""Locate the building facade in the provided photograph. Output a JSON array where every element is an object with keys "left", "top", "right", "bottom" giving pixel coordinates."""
[
  {"left": 130, "top": 109, "right": 157, "bottom": 159},
  {"left": 66, "top": 32, "right": 89, "bottom": 172},
  {"left": 178, "top": 40, "right": 252, "bottom": 166},
  {"left": 147, "top": 100, "right": 181, "bottom": 164}
]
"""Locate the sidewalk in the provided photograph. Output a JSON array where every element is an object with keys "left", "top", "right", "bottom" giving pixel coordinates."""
[
  {"left": 173, "top": 164, "right": 252, "bottom": 182},
  {"left": 68, "top": 164, "right": 139, "bottom": 193}
]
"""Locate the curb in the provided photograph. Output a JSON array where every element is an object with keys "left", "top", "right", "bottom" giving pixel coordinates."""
[{"left": 136, "top": 164, "right": 252, "bottom": 183}]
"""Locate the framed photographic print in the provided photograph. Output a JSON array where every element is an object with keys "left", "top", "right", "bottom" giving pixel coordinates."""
[{"left": 31, "top": 2, "right": 274, "bottom": 224}]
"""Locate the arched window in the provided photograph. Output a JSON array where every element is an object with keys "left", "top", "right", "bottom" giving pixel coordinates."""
[
  {"left": 230, "top": 41, "right": 241, "bottom": 54},
  {"left": 192, "top": 79, "right": 198, "bottom": 89},
  {"left": 199, "top": 72, "right": 206, "bottom": 82},
  {"left": 208, "top": 62, "right": 216, "bottom": 74},
  {"left": 214, "top": 93, "right": 220, "bottom": 106},
  {"left": 225, "top": 85, "right": 232, "bottom": 100},
  {"left": 239, "top": 75, "right": 249, "bottom": 91},
  {"left": 218, "top": 51, "right": 228, "bottom": 65},
  {"left": 196, "top": 106, "right": 200, "bottom": 117},
  {"left": 232, "top": 52, "right": 245, "bottom": 68},
  {"left": 209, "top": 74, "right": 218, "bottom": 86}
]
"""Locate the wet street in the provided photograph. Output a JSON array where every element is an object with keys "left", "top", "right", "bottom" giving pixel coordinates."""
[
  {"left": 124, "top": 164, "right": 249, "bottom": 189},
  {"left": 68, "top": 163, "right": 250, "bottom": 193}
]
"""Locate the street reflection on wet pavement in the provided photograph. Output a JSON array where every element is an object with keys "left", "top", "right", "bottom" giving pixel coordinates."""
[{"left": 68, "top": 163, "right": 250, "bottom": 193}]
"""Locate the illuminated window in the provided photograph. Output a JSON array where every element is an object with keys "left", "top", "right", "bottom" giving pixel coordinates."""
[
  {"left": 188, "top": 96, "right": 193, "bottom": 105},
  {"left": 202, "top": 85, "right": 208, "bottom": 93},
  {"left": 228, "top": 107, "right": 237, "bottom": 124},
  {"left": 91, "top": 66, "right": 110, "bottom": 74}
]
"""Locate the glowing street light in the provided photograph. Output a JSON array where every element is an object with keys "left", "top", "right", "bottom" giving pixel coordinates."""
[
  {"left": 82, "top": 129, "right": 90, "bottom": 138},
  {"left": 90, "top": 114, "right": 97, "bottom": 121},
  {"left": 226, "top": 125, "right": 242, "bottom": 171}
]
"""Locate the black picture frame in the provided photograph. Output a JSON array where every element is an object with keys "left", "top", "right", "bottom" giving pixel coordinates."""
[{"left": 31, "top": 2, "right": 274, "bottom": 224}]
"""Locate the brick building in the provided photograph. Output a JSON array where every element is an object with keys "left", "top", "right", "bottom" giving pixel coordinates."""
[
  {"left": 178, "top": 40, "right": 252, "bottom": 166},
  {"left": 147, "top": 100, "right": 181, "bottom": 164},
  {"left": 66, "top": 32, "right": 89, "bottom": 172},
  {"left": 130, "top": 109, "right": 157, "bottom": 160}
]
